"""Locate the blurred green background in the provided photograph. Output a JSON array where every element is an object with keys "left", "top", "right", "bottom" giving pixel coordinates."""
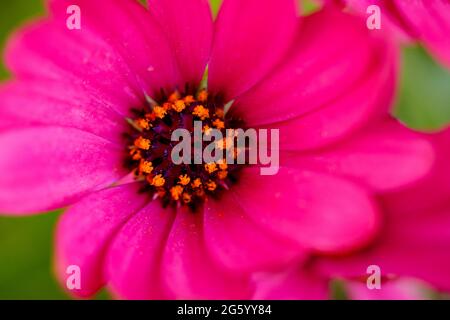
[{"left": 0, "top": 0, "right": 449, "bottom": 299}]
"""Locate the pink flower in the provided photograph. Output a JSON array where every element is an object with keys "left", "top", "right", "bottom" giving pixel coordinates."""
[
  {"left": 252, "top": 129, "right": 450, "bottom": 299},
  {"left": 0, "top": 0, "right": 433, "bottom": 299},
  {"left": 323, "top": 0, "right": 450, "bottom": 68}
]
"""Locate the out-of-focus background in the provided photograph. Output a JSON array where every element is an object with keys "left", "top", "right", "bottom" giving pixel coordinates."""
[{"left": 0, "top": 0, "right": 449, "bottom": 299}]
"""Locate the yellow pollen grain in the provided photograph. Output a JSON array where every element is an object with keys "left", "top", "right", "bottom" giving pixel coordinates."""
[
  {"left": 218, "top": 161, "right": 228, "bottom": 170},
  {"left": 214, "top": 108, "right": 225, "bottom": 119},
  {"left": 136, "top": 118, "right": 150, "bottom": 130},
  {"left": 168, "top": 92, "right": 180, "bottom": 103},
  {"left": 212, "top": 119, "right": 225, "bottom": 130},
  {"left": 145, "top": 113, "right": 156, "bottom": 121},
  {"left": 205, "top": 180, "right": 217, "bottom": 191},
  {"left": 134, "top": 136, "right": 151, "bottom": 150},
  {"left": 130, "top": 149, "right": 142, "bottom": 161},
  {"left": 139, "top": 161, "right": 153, "bottom": 174},
  {"left": 192, "top": 105, "right": 210, "bottom": 120},
  {"left": 197, "top": 90, "right": 208, "bottom": 102},
  {"left": 172, "top": 100, "right": 186, "bottom": 112},
  {"left": 184, "top": 95, "right": 195, "bottom": 104},
  {"left": 153, "top": 106, "right": 167, "bottom": 119},
  {"left": 170, "top": 185, "right": 184, "bottom": 201},
  {"left": 191, "top": 178, "right": 202, "bottom": 189},
  {"left": 182, "top": 192, "right": 192, "bottom": 204},
  {"left": 162, "top": 102, "right": 172, "bottom": 111},
  {"left": 217, "top": 171, "right": 228, "bottom": 180},
  {"left": 150, "top": 174, "right": 165, "bottom": 187},
  {"left": 178, "top": 174, "right": 191, "bottom": 186},
  {"left": 204, "top": 163, "right": 218, "bottom": 174}
]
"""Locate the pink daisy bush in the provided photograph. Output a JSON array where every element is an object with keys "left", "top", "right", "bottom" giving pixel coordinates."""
[
  {"left": 322, "top": 0, "right": 450, "bottom": 68},
  {"left": 253, "top": 129, "right": 450, "bottom": 300},
  {"left": 0, "top": 0, "right": 438, "bottom": 299}
]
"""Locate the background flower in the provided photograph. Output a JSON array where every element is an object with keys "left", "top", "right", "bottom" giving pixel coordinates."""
[{"left": 321, "top": 0, "right": 450, "bottom": 69}]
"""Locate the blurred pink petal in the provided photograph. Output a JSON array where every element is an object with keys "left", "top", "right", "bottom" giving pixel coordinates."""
[
  {"left": 147, "top": 0, "right": 213, "bottom": 86},
  {"left": 55, "top": 184, "right": 148, "bottom": 298},
  {"left": 106, "top": 201, "right": 175, "bottom": 300},
  {"left": 204, "top": 192, "right": 306, "bottom": 273},
  {"left": 161, "top": 207, "right": 251, "bottom": 299},
  {"left": 208, "top": 0, "right": 299, "bottom": 100},
  {"left": 0, "top": 81, "right": 126, "bottom": 143},
  {"left": 346, "top": 278, "right": 431, "bottom": 300},
  {"left": 252, "top": 268, "right": 329, "bottom": 300},
  {"left": 232, "top": 167, "right": 380, "bottom": 254},
  {"left": 0, "top": 127, "right": 126, "bottom": 214},
  {"left": 284, "top": 119, "right": 435, "bottom": 191},
  {"left": 231, "top": 8, "right": 397, "bottom": 127}
]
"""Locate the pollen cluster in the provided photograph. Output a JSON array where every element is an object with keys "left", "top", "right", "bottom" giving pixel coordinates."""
[{"left": 125, "top": 89, "right": 243, "bottom": 210}]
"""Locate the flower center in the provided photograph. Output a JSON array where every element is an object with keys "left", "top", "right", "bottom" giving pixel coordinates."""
[{"left": 125, "top": 89, "right": 244, "bottom": 210}]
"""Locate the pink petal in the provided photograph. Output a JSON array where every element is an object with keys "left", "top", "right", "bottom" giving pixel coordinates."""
[
  {"left": 162, "top": 206, "right": 251, "bottom": 299},
  {"left": 55, "top": 184, "right": 149, "bottom": 298},
  {"left": 0, "top": 81, "right": 126, "bottom": 144},
  {"left": 232, "top": 167, "right": 380, "bottom": 254},
  {"left": 252, "top": 268, "right": 329, "bottom": 300},
  {"left": 106, "top": 201, "right": 175, "bottom": 300},
  {"left": 232, "top": 9, "right": 396, "bottom": 126},
  {"left": 6, "top": 20, "right": 141, "bottom": 115},
  {"left": 395, "top": 0, "right": 450, "bottom": 68},
  {"left": 346, "top": 278, "right": 431, "bottom": 300},
  {"left": 147, "top": 0, "right": 213, "bottom": 86},
  {"left": 0, "top": 127, "right": 126, "bottom": 215},
  {"left": 8, "top": 0, "right": 182, "bottom": 114},
  {"left": 208, "top": 0, "right": 299, "bottom": 100},
  {"left": 324, "top": 0, "right": 414, "bottom": 40},
  {"left": 383, "top": 129, "right": 450, "bottom": 216},
  {"left": 283, "top": 119, "right": 435, "bottom": 192},
  {"left": 317, "top": 209, "right": 450, "bottom": 291},
  {"left": 203, "top": 192, "right": 306, "bottom": 273},
  {"left": 48, "top": 0, "right": 183, "bottom": 97},
  {"left": 231, "top": 8, "right": 397, "bottom": 128}
]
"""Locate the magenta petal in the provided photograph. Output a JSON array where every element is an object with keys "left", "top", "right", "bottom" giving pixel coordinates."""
[
  {"left": 346, "top": 278, "right": 431, "bottom": 300},
  {"left": 317, "top": 209, "right": 450, "bottom": 291},
  {"left": 55, "top": 184, "right": 148, "bottom": 298},
  {"left": 0, "top": 127, "right": 126, "bottom": 215},
  {"left": 0, "top": 81, "right": 126, "bottom": 144},
  {"left": 162, "top": 206, "right": 251, "bottom": 299},
  {"left": 252, "top": 268, "right": 329, "bottom": 300},
  {"left": 204, "top": 192, "right": 306, "bottom": 273},
  {"left": 147, "top": 0, "right": 213, "bottom": 86},
  {"left": 47, "top": 0, "right": 182, "bottom": 96},
  {"left": 384, "top": 129, "right": 450, "bottom": 217},
  {"left": 106, "top": 201, "right": 175, "bottom": 300},
  {"left": 232, "top": 9, "right": 397, "bottom": 136},
  {"left": 8, "top": 0, "right": 182, "bottom": 112},
  {"left": 208, "top": 0, "right": 299, "bottom": 100},
  {"left": 395, "top": 0, "right": 450, "bottom": 68},
  {"left": 284, "top": 119, "right": 435, "bottom": 192},
  {"left": 6, "top": 20, "right": 141, "bottom": 115},
  {"left": 232, "top": 168, "right": 380, "bottom": 254}
]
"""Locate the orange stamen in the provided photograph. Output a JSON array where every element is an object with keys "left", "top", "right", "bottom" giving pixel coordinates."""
[{"left": 134, "top": 136, "right": 151, "bottom": 150}]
